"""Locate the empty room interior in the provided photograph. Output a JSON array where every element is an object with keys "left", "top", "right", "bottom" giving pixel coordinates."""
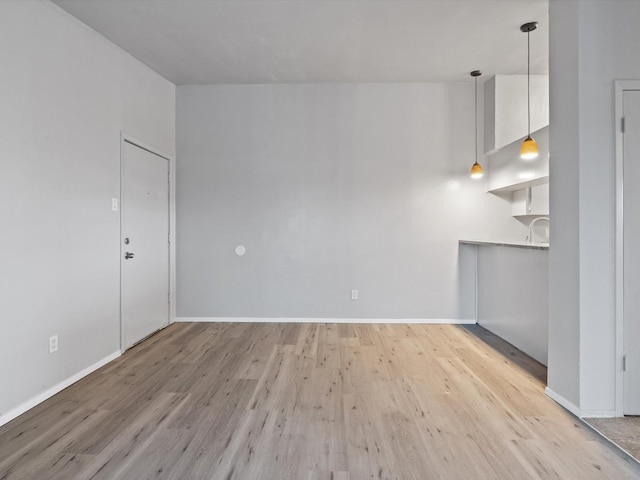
[{"left": 2, "top": 0, "right": 640, "bottom": 478}]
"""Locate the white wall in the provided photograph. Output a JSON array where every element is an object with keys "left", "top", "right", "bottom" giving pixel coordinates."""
[
  {"left": 548, "top": 0, "right": 640, "bottom": 415},
  {"left": 0, "top": 1, "right": 175, "bottom": 421},
  {"left": 548, "top": 0, "right": 581, "bottom": 410},
  {"left": 177, "top": 83, "right": 526, "bottom": 320}
]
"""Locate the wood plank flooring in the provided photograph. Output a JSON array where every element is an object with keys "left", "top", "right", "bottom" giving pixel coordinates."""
[{"left": 1, "top": 323, "right": 639, "bottom": 479}]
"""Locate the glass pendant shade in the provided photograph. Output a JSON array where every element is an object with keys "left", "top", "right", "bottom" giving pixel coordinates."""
[
  {"left": 520, "top": 135, "right": 539, "bottom": 160},
  {"left": 470, "top": 162, "right": 483, "bottom": 179}
]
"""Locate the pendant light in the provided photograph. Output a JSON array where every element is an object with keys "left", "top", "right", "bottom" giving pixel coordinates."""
[
  {"left": 520, "top": 21, "right": 539, "bottom": 160},
  {"left": 470, "top": 70, "right": 483, "bottom": 179}
]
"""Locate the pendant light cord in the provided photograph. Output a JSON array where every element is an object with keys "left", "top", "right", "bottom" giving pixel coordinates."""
[
  {"left": 475, "top": 75, "right": 478, "bottom": 164},
  {"left": 527, "top": 30, "right": 531, "bottom": 137}
]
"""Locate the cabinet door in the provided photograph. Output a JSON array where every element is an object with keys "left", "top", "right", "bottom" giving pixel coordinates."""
[{"left": 511, "top": 184, "right": 549, "bottom": 217}]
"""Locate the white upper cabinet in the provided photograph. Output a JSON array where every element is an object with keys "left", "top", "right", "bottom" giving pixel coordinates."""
[
  {"left": 486, "top": 126, "right": 549, "bottom": 193},
  {"left": 484, "top": 75, "right": 549, "bottom": 154},
  {"left": 511, "top": 183, "right": 550, "bottom": 218}
]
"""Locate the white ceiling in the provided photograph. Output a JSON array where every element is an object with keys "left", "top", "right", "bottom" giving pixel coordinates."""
[{"left": 52, "top": 0, "right": 549, "bottom": 85}]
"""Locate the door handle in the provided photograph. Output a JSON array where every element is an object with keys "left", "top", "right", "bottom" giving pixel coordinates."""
[{"left": 125, "top": 252, "right": 135, "bottom": 259}]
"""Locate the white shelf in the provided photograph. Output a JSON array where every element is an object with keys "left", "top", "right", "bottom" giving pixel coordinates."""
[
  {"left": 489, "top": 175, "right": 549, "bottom": 194},
  {"left": 513, "top": 214, "right": 550, "bottom": 221}
]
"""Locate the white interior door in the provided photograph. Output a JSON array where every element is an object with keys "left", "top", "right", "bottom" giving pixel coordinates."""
[
  {"left": 623, "top": 89, "right": 640, "bottom": 415},
  {"left": 121, "top": 140, "right": 169, "bottom": 350}
]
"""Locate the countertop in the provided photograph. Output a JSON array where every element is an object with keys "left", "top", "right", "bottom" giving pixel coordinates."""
[{"left": 459, "top": 239, "right": 549, "bottom": 251}]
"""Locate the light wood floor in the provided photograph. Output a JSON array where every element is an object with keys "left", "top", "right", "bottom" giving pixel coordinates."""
[{"left": 1, "top": 323, "right": 639, "bottom": 480}]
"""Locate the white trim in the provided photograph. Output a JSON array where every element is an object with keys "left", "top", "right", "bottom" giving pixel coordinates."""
[
  {"left": 0, "top": 350, "right": 121, "bottom": 428},
  {"left": 121, "top": 132, "right": 173, "bottom": 162},
  {"left": 580, "top": 410, "right": 617, "bottom": 419},
  {"left": 545, "top": 387, "right": 583, "bottom": 418},
  {"left": 176, "top": 317, "right": 477, "bottom": 324},
  {"left": 614, "top": 80, "right": 640, "bottom": 417}
]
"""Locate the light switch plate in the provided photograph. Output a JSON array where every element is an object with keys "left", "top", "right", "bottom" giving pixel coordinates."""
[
  {"left": 49, "top": 335, "right": 58, "bottom": 354},
  {"left": 112, "top": 198, "right": 118, "bottom": 211}
]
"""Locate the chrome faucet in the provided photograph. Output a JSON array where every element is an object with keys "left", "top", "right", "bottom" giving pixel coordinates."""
[{"left": 527, "top": 216, "right": 550, "bottom": 244}]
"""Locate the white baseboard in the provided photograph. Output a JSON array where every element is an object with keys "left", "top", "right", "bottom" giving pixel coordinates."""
[
  {"left": 545, "top": 386, "right": 583, "bottom": 418},
  {"left": 0, "top": 350, "right": 121, "bottom": 428},
  {"left": 580, "top": 409, "right": 617, "bottom": 418},
  {"left": 176, "top": 317, "right": 477, "bottom": 325}
]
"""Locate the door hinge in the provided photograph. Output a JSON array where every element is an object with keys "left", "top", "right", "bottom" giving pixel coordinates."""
[
  {"left": 168, "top": 233, "right": 171, "bottom": 244},
  {"left": 168, "top": 293, "right": 171, "bottom": 305},
  {"left": 622, "top": 116, "right": 626, "bottom": 133},
  {"left": 623, "top": 355, "right": 627, "bottom": 372}
]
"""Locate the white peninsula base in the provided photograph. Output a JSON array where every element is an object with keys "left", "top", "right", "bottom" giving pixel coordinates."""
[{"left": 460, "top": 240, "right": 549, "bottom": 366}]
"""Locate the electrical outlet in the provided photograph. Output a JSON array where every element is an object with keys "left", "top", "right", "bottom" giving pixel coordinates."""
[
  {"left": 351, "top": 289, "right": 358, "bottom": 300},
  {"left": 49, "top": 335, "right": 58, "bottom": 354}
]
